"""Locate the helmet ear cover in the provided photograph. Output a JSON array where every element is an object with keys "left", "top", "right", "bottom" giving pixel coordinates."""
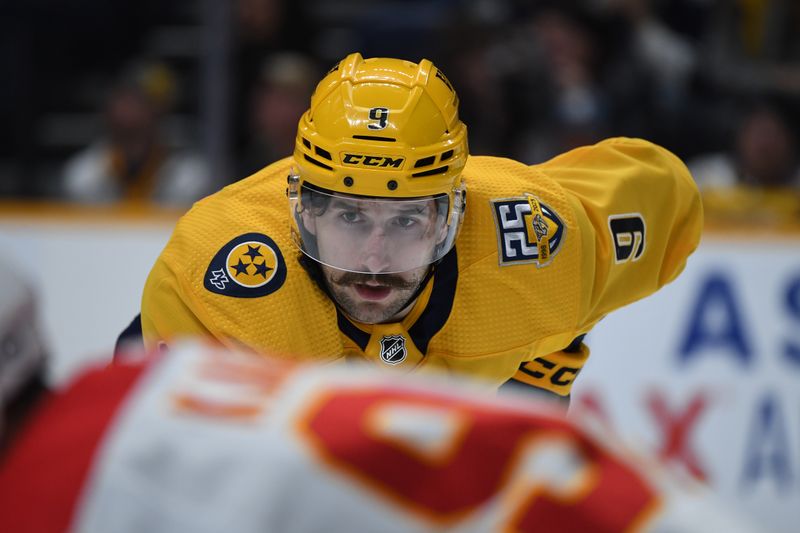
[{"left": 298, "top": 182, "right": 334, "bottom": 218}]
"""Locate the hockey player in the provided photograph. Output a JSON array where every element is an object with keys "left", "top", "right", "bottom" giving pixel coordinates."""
[
  {"left": 135, "top": 53, "right": 703, "bottom": 402},
  {"left": 0, "top": 258, "right": 48, "bottom": 454},
  {"left": 0, "top": 342, "right": 760, "bottom": 533}
]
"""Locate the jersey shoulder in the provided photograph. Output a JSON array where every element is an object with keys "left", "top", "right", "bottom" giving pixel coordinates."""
[
  {"left": 143, "top": 157, "right": 342, "bottom": 359},
  {"left": 177, "top": 157, "right": 293, "bottom": 244},
  {"left": 459, "top": 154, "right": 576, "bottom": 270},
  {"left": 437, "top": 155, "right": 585, "bottom": 358},
  {"left": 436, "top": 139, "right": 700, "bottom": 359}
]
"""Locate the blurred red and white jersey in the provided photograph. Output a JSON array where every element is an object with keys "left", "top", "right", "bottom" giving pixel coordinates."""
[{"left": 0, "top": 343, "right": 759, "bottom": 533}]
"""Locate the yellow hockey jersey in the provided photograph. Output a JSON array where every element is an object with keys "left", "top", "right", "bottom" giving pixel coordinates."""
[{"left": 141, "top": 137, "right": 702, "bottom": 396}]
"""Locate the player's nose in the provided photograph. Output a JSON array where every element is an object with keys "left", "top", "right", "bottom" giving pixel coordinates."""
[{"left": 358, "top": 227, "right": 392, "bottom": 273}]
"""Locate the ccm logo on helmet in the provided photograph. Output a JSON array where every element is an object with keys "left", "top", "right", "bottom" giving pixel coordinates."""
[{"left": 341, "top": 154, "right": 405, "bottom": 168}]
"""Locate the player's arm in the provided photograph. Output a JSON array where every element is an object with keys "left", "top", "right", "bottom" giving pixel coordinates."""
[
  {"left": 141, "top": 256, "right": 212, "bottom": 351},
  {"left": 500, "top": 335, "right": 588, "bottom": 409},
  {"left": 543, "top": 137, "right": 703, "bottom": 326},
  {"left": 502, "top": 138, "right": 700, "bottom": 403}
]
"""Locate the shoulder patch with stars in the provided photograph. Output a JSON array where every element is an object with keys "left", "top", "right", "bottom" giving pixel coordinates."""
[
  {"left": 490, "top": 194, "right": 566, "bottom": 267},
  {"left": 204, "top": 233, "right": 287, "bottom": 297}
]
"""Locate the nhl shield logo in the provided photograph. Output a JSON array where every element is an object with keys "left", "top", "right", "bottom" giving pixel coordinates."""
[{"left": 379, "top": 335, "right": 407, "bottom": 365}]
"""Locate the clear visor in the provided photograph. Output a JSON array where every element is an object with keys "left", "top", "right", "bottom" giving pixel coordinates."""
[{"left": 290, "top": 184, "right": 464, "bottom": 274}]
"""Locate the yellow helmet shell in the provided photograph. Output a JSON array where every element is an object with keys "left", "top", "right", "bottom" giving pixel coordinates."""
[{"left": 294, "top": 53, "right": 468, "bottom": 198}]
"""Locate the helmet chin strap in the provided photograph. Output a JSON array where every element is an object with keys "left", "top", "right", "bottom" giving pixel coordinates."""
[{"left": 378, "top": 264, "right": 436, "bottom": 323}]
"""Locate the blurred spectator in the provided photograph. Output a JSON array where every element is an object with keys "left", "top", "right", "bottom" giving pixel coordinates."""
[
  {"left": 3, "top": 0, "right": 798, "bottom": 205},
  {"left": 508, "top": 5, "right": 613, "bottom": 163},
  {"left": 232, "top": 0, "right": 314, "bottom": 175},
  {"left": 0, "top": 0, "right": 160, "bottom": 198},
  {"left": 436, "top": 11, "right": 511, "bottom": 157},
  {"left": 704, "top": 0, "right": 800, "bottom": 97},
  {"left": 596, "top": 0, "right": 701, "bottom": 153},
  {"left": 603, "top": 0, "right": 697, "bottom": 108},
  {"left": 689, "top": 101, "right": 800, "bottom": 225},
  {"left": 60, "top": 61, "right": 213, "bottom": 206},
  {"left": 238, "top": 52, "right": 318, "bottom": 177}
]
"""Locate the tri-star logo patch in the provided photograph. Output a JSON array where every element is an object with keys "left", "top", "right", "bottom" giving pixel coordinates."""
[{"left": 204, "top": 233, "right": 286, "bottom": 297}]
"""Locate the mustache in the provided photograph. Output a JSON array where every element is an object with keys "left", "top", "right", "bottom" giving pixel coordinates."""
[{"left": 331, "top": 272, "right": 417, "bottom": 289}]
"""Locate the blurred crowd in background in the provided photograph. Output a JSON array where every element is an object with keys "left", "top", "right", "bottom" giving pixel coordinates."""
[{"left": 1, "top": 0, "right": 799, "bottom": 226}]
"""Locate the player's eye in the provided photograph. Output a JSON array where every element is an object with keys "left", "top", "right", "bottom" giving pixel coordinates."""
[
  {"left": 392, "top": 216, "right": 418, "bottom": 228},
  {"left": 340, "top": 211, "right": 362, "bottom": 224}
]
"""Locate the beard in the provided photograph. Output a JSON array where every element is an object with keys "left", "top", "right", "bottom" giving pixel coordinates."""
[{"left": 322, "top": 268, "right": 429, "bottom": 324}]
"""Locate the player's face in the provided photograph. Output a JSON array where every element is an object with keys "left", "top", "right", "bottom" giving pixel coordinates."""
[{"left": 307, "top": 196, "right": 442, "bottom": 323}]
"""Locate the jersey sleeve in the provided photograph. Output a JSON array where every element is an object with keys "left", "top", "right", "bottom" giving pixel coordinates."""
[
  {"left": 540, "top": 137, "right": 703, "bottom": 329},
  {"left": 141, "top": 256, "right": 212, "bottom": 350}
]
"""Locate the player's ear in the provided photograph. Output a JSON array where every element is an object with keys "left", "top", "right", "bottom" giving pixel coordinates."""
[
  {"left": 434, "top": 206, "right": 449, "bottom": 244},
  {"left": 435, "top": 220, "right": 448, "bottom": 245},
  {"left": 300, "top": 209, "right": 317, "bottom": 236}
]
